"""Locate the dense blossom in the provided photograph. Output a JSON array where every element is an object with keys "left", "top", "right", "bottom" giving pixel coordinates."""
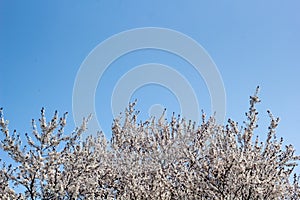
[{"left": 0, "top": 87, "right": 300, "bottom": 199}]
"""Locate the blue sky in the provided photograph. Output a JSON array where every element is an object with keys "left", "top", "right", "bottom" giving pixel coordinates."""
[{"left": 1, "top": 1, "right": 300, "bottom": 165}]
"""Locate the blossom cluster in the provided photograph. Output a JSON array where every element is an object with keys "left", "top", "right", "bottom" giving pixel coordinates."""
[{"left": 0, "top": 87, "right": 299, "bottom": 199}]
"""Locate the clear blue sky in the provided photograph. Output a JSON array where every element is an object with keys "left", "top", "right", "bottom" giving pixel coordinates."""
[{"left": 1, "top": 1, "right": 300, "bottom": 163}]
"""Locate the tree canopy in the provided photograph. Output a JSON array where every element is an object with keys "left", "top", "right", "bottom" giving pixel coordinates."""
[{"left": 1, "top": 87, "right": 299, "bottom": 199}]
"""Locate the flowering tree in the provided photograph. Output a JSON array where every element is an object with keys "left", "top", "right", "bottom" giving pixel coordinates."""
[{"left": 1, "top": 87, "right": 300, "bottom": 199}]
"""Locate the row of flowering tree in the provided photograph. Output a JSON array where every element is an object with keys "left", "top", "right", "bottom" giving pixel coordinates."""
[{"left": 1, "top": 87, "right": 300, "bottom": 199}]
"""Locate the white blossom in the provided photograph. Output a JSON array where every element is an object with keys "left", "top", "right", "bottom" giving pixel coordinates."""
[{"left": 0, "top": 89, "right": 299, "bottom": 199}]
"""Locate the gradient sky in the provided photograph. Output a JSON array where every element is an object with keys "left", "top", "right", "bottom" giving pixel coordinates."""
[{"left": 1, "top": 1, "right": 300, "bottom": 170}]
